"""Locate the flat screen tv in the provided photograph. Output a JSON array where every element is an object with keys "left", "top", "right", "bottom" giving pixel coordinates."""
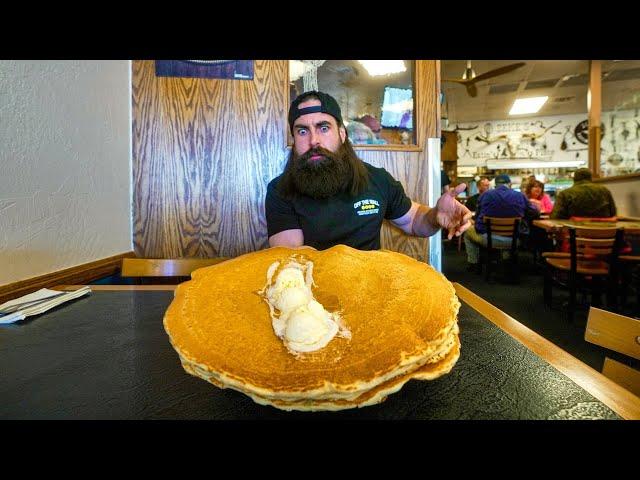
[{"left": 380, "top": 86, "right": 413, "bottom": 129}]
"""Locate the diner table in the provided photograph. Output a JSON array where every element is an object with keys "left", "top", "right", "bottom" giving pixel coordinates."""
[
  {"left": 1, "top": 284, "right": 639, "bottom": 420},
  {"left": 532, "top": 217, "right": 640, "bottom": 255},
  {"left": 532, "top": 218, "right": 640, "bottom": 232}
]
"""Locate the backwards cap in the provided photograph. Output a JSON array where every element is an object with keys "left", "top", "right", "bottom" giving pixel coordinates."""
[{"left": 288, "top": 91, "right": 343, "bottom": 133}]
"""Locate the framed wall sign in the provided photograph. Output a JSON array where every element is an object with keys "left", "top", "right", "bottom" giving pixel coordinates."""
[{"left": 155, "top": 60, "right": 254, "bottom": 80}]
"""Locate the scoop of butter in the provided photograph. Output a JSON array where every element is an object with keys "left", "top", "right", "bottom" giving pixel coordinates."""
[{"left": 260, "top": 257, "right": 349, "bottom": 354}]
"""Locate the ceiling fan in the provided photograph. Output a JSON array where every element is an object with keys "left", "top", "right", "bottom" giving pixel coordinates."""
[{"left": 442, "top": 61, "right": 526, "bottom": 97}]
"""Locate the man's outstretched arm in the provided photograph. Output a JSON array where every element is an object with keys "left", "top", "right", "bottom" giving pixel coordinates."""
[{"left": 390, "top": 184, "right": 472, "bottom": 240}]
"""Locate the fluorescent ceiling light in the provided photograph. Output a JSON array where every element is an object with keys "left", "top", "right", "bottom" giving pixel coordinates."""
[
  {"left": 358, "top": 60, "right": 406, "bottom": 77},
  {"left": 509, "top": 96, "right": 548, "bottom": 115}
]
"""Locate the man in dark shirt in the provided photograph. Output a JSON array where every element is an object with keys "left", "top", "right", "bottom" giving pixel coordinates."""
[
  {"left": 465, "top": 176, "right": 490, "bottom": 212},
  {"left": 265, "top": 91, "right": 472, "bottom": 250},
  {"left": 550, "top": 168, "right": 617, "bottom": 219},
  {"left": 463, "top": 174, "right": 538, "bottom": 266}
]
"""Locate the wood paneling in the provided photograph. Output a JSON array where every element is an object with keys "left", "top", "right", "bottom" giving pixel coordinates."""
[
  {"left": 132, "top": 60, "right": 439, "bottom": 262},
  {"left": 132, "top": 60, "right": 288, "bottom": 259}
]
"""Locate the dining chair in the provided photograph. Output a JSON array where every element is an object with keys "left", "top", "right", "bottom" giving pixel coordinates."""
[
  {"left": 584, "top": 306, "right": 640, "bottom": 397},
  {"left": 479, "top": 216, "right": 521, "bottom": 283},
  {"left": 543, "top": 226, "right": 623, "bottom": 322},
  {"left": 121, "top": 257, "right": 228, "bottom": 284}
]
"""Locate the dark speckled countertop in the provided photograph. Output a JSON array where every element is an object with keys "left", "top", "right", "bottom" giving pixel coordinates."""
[{"left": 0, "top": 290, "right": 623, "bottom": 420}]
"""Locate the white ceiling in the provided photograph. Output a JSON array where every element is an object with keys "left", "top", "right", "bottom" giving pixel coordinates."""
[{"left": 441, "top": 60, "right": 640, "bottom": 126}]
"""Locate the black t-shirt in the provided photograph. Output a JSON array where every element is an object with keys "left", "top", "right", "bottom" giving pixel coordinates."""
[{"left": 265, "top": 163, "right": 412, "bottom": 250}]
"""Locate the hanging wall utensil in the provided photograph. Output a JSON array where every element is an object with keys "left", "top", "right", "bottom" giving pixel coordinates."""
[
  {"left": 621, "top": 121, "right": 630, "bottom": 141},
  {"left": 560, "top": 126, "right": 570, "bottom": 150}
]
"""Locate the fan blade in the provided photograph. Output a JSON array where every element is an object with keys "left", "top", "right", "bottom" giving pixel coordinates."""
[
  {"left": 470, "top": 62, "right": 526, "bottom": 83},
  {"left": 466, "top": 83, "right": 478, "bottom": 97},
  {"left": 442, "top": 77, "right": 471, "bottom": 85}
]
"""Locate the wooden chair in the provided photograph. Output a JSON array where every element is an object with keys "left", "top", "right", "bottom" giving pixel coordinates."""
[
  {"left": 585, "top": 307, "right": 640, "bottom": 397},
  {"left": 479, "top": 216, "right": 521, "bottom": 283},
  {"left": 121, "top": 258, "right": 228, "bottom": 284},
  {"left": 543, "top": 226, "right": 623, "bottom": 322}
]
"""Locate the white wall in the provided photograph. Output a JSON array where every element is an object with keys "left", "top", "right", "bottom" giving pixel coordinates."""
[
  {"left": 601, "top": 177, "right": 640, "bottom": 217},
  {"left": 456, "top": 112, "right": 589, "bottom": 168},
  {"left": 0, "top": 61, "right": 132, "bottom": 286}
]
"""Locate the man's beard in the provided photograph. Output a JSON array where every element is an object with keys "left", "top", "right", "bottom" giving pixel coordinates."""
[{"left": 290, "top": 145, "right": 351, "bottom": 199}]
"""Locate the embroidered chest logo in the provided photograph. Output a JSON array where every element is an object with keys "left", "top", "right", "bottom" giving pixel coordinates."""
[{"left": 353, "top": 199, "right": 380, "bottom": 216}]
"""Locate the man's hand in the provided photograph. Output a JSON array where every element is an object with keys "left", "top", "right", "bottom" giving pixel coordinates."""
[{"left": 434, "top": 183, "right": 473, "bottom": 240}]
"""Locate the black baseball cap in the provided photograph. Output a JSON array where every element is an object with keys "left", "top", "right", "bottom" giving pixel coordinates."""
[
  {"left": 288, "top": 91, "right": 343, "bottom": 133},
  {"left": 494, "top": 174, "right": 511, "bottom": 185}
]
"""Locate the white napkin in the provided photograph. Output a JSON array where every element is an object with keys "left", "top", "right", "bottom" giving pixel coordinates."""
[{"left": 0, "top": 287, "right": 91, "bottom": 324}]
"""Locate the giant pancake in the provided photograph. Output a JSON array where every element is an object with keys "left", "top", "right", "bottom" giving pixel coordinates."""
[{"left": 163, "top": 245, "right": 461, "bottom": 410}]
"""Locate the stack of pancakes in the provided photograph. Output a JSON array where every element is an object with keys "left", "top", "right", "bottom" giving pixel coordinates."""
[{"left": 163, "top": 245, "right": 461, "bottom": 411}]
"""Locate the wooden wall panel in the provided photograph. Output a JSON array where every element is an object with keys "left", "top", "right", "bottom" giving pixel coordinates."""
[
  {"left": 132, "top": 60, "right": 439, "bottom": 263},
  {"left": 132, "top": 60, "right": 288, "bottom": 258}
]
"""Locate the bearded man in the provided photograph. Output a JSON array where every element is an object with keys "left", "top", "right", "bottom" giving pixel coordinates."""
[{"left": 265, "top": 91, "right": 472, "bottom": 250}]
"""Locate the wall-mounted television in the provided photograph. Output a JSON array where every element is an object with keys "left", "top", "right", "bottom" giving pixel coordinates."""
[{"left": 380, "top": 86, "right": 413, "bottom": 129}]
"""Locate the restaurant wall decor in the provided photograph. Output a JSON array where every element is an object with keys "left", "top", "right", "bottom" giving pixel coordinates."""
[
  {"left": 454, "top": 110, "right": 640, "bottom": 176},
  {"left": 155, "top": 60, "right": 254, "bottom": 80}
]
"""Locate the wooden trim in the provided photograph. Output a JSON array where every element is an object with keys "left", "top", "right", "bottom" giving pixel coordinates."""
[
  {"left": 0, "top": 252, "right": 135, "bottom": 305},
  {"left": 415, "top": 60, "right": 426, "bottom": 148},
  {"left": 56, "top": 285, "right": 177, "bottom": 291},
  {"left": 121, "top": 257, "right": 228, "bottom": 277},
  {"left": 435, "top": 60, "right": 441, "bottom": 138},
  {"left": 453, "top": 282, "right": 640, "bottom": 420},
  {"left": 284, "top": 59, "right": 292, "bottom": 149},
  {"left": 588, "top": 60, "right": 602, "bottom": 178},
  {"left": 594, "top": 172, "right": 640, "bottom": 183}
]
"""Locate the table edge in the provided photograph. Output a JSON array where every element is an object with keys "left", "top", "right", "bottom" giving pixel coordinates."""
[{"left": 453, "top": 282, "right": 640, "bottom": 420}]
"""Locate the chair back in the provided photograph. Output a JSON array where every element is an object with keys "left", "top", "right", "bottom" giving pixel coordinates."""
[
  {"left": 585, "top": 306, "right": 640, "bottom": 360},
  {"left": 484, "top": 216, "right": 521, "bottom": 252},
  {"left": 568, "top": 227, "right": 622, "bottom": 272},
  {"left": 484, "top": 216, "right": 521, "bottom": 237},
  {"left": 121, "top": 258, "right": 227, "bottom": 279},
  {"left": 585, "top": 306, "right": 640, "bottom": 396}
]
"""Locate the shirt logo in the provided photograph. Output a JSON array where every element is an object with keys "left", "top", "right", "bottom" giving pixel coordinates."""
[{"left": 353, "top": 198, "right": 380, "bottom": 216}]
